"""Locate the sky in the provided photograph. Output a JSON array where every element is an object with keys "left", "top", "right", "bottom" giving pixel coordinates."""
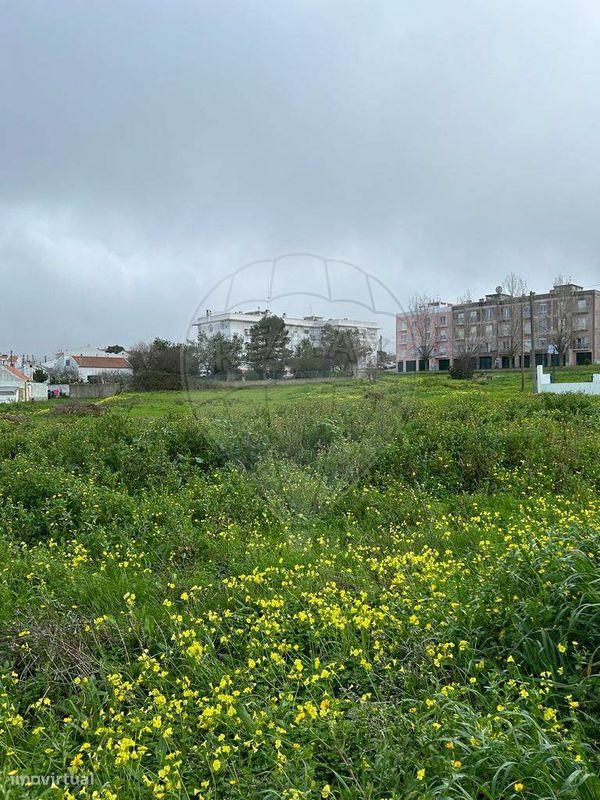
[{"left": 1, "top": 0, "right": 600, "bottom": 356}]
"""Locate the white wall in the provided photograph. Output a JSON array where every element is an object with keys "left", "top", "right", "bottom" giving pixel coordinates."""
[
  {"left": 536, "top": 366, "right": 600, "bottom": 395},
  {"left": 0, "top": 388, "right": 20, "bottom": 404},
  {"left": 27, "top": 382, "right": 49, "bottom": 401}
]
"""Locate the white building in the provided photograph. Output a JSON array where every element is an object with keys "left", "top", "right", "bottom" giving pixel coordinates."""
[
  {"left": 194, "top": 309, "right": 379, "bottom": 371},
  {"left": 0, "top": 363, "right": 47, "bottom": 403},
  {"left": 43, "top": 348, "right": 132, "bottom": 382}
]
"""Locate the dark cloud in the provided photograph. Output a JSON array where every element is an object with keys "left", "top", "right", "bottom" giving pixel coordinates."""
[{"left": 1, "top": 1, "right": 599, "bottom": 353}]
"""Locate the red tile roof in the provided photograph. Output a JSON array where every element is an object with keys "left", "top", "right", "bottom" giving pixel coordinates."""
[
  {"left": 3, "top": 364, "right": 29, "bottom": 382},
  {"left": 72, "top": 355, "right": 131, "bottom": 370}
]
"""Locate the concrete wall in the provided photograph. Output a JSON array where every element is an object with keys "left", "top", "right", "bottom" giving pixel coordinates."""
[
  {"left": 69, "top": 383, "right": 122, "bottom": 399},
  {"left": 47, "top": 383, "right": 70, "bottom": 397},
  {"left": 536, "top": 366, "right": 600, "bottom": 395},
  {"left": 27, "top": 382, "right": 48, "bottom": 401}
]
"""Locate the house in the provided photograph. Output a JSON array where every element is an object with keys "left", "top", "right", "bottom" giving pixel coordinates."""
[
  {"left": 44, "top": 349, "right": 132, "bottom": 382},
  {"left": 70, "top": 355, "right": 132, "bottom": 382},
  {"left": 0, "top": 363, "right": 46, "bottom": 403}
]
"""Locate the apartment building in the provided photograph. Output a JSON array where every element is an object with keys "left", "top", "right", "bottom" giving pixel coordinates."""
[
  {"left": 397, "top": 283, "right": 599, "bottom": 371},
  {"left": 396, "top": 301, "right": 453, "bottom": 372},
  {"left": 194, "top": 309, "right": 379, "bottom": 369}
]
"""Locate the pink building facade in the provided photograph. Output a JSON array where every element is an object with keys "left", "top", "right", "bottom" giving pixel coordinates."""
[
  {"left": 396, "top": 284, "right": 600, "bottom": 372},
  {"left": 396, "top": 301, "right": 453, "bottom": 372}
]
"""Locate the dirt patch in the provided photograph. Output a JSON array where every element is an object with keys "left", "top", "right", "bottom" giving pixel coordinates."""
[{"left": 50, "top": 402, "right": 106, "bottom": 416}]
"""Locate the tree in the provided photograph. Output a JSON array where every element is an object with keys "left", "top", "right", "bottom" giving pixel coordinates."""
[
  {"left": 407, "top": 295, "right": 437, "bottom": 370},
  {"left": 32, "top": 367, "right": 48, "bottom": 382},
  {"left": 377, "top": 350, "right": 395, "bottom": 368},
  {"left": 46, "top": 366, "right": 78, "bottom": 384},
  {"left": 320, "top": 325, "right": 370, "bottom": 375},
  {"left": 196, "top": 332, "right": 244, "bottom": 379},
  {"left": 105, "top": 345, "right": 125, "bottom": 354},
  {"left": 498, "top": 273, "right": 527, "bottom": 368},
  {"left": 454, "top": 291, "right": 481, "bottom": 368},
  {"left": 288, "top": 338, "right": 328, "bottom": 378},
  {"left": 128, "top": 338, "right": 183, "bottom": 390},
  {"left": 548, "top": 275, "right": 576, "bottom": 366},
  {"left": 245, "top": 315, "right": 291, "bottom": 379}
]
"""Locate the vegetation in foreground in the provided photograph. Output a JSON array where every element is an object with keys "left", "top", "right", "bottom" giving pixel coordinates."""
[{"left": 1, "top": 374, "right": 600, "bottom": 799}]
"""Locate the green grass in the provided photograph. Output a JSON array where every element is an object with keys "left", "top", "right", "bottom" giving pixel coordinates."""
[{"left": 1, "top": 371, "right": 600, "bottom": 799}]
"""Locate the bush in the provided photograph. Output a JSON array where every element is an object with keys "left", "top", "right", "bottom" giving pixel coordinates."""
[
  {"left": 2, "top": 379, "right": 600, "bottom": 797},
  {"left": 449, "top": 354, "right": 475, "bottom": 379},
  {"left": 130, "top": 370, "right": 183, "bottom": 390}
]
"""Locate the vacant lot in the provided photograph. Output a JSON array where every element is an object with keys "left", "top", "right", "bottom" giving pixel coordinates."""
[{"left": 1, "top": 371, "right": 599, "bottom": 799}]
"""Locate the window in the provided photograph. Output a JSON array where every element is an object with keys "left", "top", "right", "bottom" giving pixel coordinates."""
[
  {"left": 438, "top": 346, "right": 448, "bottom": 356},
  {"left": 438, "top": 315, "right": 447, "bottom": 326},
  {"left": 577, "top": 298, "right": 587, "bottom": 312},
  {"left": 538, "top": 317, "right": 548, "bottom": 333},
  {"left": 483, "top": 308, "right": 493, "bottom": 321},
  {"left": 576, "top": 316, "right": 588, "bottom": 330},
  {"left": 456, "top": 312, "right": 465, "bottom": 324},
  {"left": 65, "top": 358, "right": 70, "bottom": 366},
  {"left": 469, "top": 325, "right": 477, "bottom": 337},
  {"left": 575, "top": 336, "right": 589, "bottom": 348},
  {"left": 398, "top": 319, "right": 407, "bottom": 331},
  {"left": 524, "top": 306, "right": 531, "bottom": 319},
  {"left": 501, "top": 306, "right": 510, "bottom": 320},
  {"left": 485, "top": 324, "right": 493, "bottom": 337},
  {"left": 469, "top": 310, "right": 478, "bottom": 321},
  {"left": 455, "top": 327, "right": 465, "bottom": 339},
  {"left": 399, "top": 333, "right": 407, "bottom": 345},
  {"left": 538, "top": 303, "right": 548, "bottom": 315},
  {"left": 501, "top": 340, "right": 509, "bottom": 352},
  {"left": 438, "top": 329, "right": 447, "bottom": 341}
]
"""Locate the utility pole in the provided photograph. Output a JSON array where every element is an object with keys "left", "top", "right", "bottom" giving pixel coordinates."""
[
  {"left": 529, "top": 291, "right": 536, "bottom": 392},
  {"left": 520, "top": 298, "right": 525, "bottom": 392}
]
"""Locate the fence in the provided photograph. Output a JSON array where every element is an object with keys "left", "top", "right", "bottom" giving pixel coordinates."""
[
  {"left": 47, "top": 383, "right": 123, "bottom": 400},
  {"left": 536, "top": 366, "right": 600, "bottom": 395}
]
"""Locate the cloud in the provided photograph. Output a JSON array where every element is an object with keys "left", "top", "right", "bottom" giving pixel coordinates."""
[{"left": 1, "top": 0, "right": 599, "bottom": 353}]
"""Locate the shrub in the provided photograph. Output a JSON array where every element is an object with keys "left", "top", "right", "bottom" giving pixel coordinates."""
[{"left": 449, "top": 354, "right": 475, "bottom": 379}]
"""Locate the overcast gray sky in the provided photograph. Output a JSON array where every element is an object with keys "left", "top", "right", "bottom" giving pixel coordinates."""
[{"left": 2, "top": 0, "right": 600, "bottom": 355}]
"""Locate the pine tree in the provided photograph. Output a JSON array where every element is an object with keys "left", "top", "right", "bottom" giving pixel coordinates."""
[{"left": 245, "top": 315, "right": 290, "bottom": 378}]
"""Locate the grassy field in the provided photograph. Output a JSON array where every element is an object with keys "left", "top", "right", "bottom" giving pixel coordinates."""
[{"left": 1, "top": 369, "right": 600, "bottom": 799}]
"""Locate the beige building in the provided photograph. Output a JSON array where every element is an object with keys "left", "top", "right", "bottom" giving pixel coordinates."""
[{"left": 397, "top": 283, "right": 599, "bottom": 371}]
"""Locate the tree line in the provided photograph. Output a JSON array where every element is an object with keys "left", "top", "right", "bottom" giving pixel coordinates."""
[{"left": 128, "top": 315, "right": 378, "bottom": 389}]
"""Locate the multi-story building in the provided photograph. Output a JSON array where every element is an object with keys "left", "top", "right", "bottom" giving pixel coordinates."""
[
  {"left": 194, "top": 309, "right": 379, "bottom": 370},
  {"left": 397, "top": 283, "right": 599, "bottom": 371},
  {"left": 396, "top": 301, "right": 453, "bottom": 372}
]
